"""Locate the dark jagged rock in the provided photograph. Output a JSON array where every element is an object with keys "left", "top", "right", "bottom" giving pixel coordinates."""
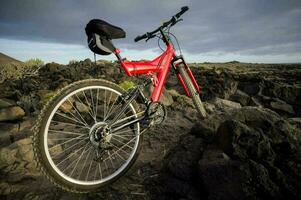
[
  {"left": 198, "top": 148, "right": 248, "bottom": 200},
  {"left": 159, "top": 107, "right": 301, "bottom": 200},
  {"left": 230, "top": 89, "right": 250, "bottom": 106},
  {"left": 270, "top": 99, "right": 295, "bottom": 114}
]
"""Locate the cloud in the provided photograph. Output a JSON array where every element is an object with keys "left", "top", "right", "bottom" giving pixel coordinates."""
[{"left": 0, "top": 0, "right": 301, "bottom": 60}]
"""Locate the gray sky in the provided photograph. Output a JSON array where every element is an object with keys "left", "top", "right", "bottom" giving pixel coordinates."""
[{"left": 0, "top": 0, "right": 301, "bottom": 63}]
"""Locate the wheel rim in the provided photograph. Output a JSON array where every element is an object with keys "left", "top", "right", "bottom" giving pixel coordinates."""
[{"left": 44, "top": 85, "right": 140, "bottom": 185}]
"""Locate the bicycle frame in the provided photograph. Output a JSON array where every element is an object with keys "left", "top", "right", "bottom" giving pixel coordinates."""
[{"left": 114, "top": 42, "right": 201, "bottom": 102}]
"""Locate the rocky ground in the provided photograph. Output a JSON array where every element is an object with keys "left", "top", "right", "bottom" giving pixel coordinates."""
[{"left": 0, "top": 59, "right": 300, "bottom": 200}]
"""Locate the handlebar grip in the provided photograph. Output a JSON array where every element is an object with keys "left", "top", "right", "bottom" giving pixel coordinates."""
[
  {"left": 175, "top": 6, "right": 189, "bottom": 18},
  {"left": 134, "top": 34, "right": 148, "bottom": 42}
]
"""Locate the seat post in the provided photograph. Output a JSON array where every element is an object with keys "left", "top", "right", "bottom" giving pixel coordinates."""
[{"left": 113, "top": 48, "right": 123, "bottom": 62}]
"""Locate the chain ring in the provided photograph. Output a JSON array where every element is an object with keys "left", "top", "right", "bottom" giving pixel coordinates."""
[{"left": 146, "top": 102, "right": 166, "bottom": 125}]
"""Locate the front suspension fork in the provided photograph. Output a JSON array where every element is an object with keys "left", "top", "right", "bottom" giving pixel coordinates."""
[{"left": 172, "top": 56, "right": 201, "bottom": 97}]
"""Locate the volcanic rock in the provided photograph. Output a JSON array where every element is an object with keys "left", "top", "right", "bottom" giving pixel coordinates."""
[
  {"left": 270, "top": 99, "right": 295, "bottom": 114},
  {"left": 0, "top": 106, "right": 25, "bottom": 122}
]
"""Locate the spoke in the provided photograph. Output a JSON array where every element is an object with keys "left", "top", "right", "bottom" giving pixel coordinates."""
[
  {"left": 103, "top": 135, "right": 138, "bottom": 162},
  {"left": 78, "top": 146, "right": 93, "bottom": 179},
  {"left": 110, "top": 141, "right": 131, "bottom": 156},
  {"left": 51, "top": 120, "right": 90, "bottom": 129},
  {"left": 82, "top": 90, "right": 97, "bottom": 122},
  {"left": 68, "top": 143, "right": 92, "bottom": 177},
  {"left": 50, "top": 139, "right": 88, "bottom": 162},
  {"left": 113, "top": 134, "right": 136, "bottom": 137},
  {"left": 48, "top": 137, "right": 85, "bottom": 141},
  {"left": 109, "top": 106, "right": 133, "bottom": 129},
  {"left": 113, "top": 134, "right": 135, "bottom": 141},
  {"left": 61, "top": 143, "right": 90, "bottom": 173},
  {"left": 55, "top": 142, "right": 88, "bottom": 167},
  {"left": 104, "top": 93, "right": 119, "bottom": 121},
  {"left": 75, "top": 93, "right": 95, "bottom": 121},
  {"left": 112, "top": 127, "right": 137, "bottom": 135},
  {"left": 107, "top": 151, "right": 115, "bottom": 168},
  {"left": 93, "top": 162, "right": 98, "bottom": 181},
  {"left": 64, "top": 102, "right": 89, "bottom": 127},
  {"left": 90, "top": 89, "right": 96, "bottom": 120},
  {"left": 112, "top": 128, "right": 137, "bottom": 134},
  {"left": 111, "top": 137, "right": 134, "bottom": 150},
  {"left": 95, "top": 88, "right": 99, "bottom": 120},
  {"left": 98, "top": 163, "right": 103, "bottom": 180},
  {"left": 103, "top": 90, "right": 107, "bottom": 120},
  {"left": 55, "top": 112, "right": 87, "bottom": 127},
  {"left": 104, "top": 91, "right": 114, "bottom": 120},
  {"left": 67, "top": 99, "right": 89, "bottom": 127},
  {"left": 48, "top": 129, "right": 85, "bottom": 136},
  {"left": 106, "top": 102, "right": 122, "bottom": 121},
  {"left": 53, "top": 137, "right": 89, "bottom": 158},
  {"left": 85, "top": 155, "right": 94, "bottom": 181},
  {"left": 110, "top": 146, "right": 126, "bottom": 161},
  {"left": 103, "top": 159, "right": 109, "bottom": 176}
]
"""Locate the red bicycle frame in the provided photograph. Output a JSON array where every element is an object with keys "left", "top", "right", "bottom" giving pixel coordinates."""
[{"left": 114, "top": 42, "right": 201, "bottom": 102}]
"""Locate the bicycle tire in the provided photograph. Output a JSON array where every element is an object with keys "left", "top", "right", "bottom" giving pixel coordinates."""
[{"left": 33, "top": 79, "right": 143, "bottom": 193}]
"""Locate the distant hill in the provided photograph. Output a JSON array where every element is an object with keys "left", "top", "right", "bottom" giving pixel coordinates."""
[{"left": 0, "top": 52, "right": 23, "bottom": 66}]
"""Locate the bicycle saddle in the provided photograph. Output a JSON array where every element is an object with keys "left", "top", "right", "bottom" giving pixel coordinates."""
[{"left": 85, "top": 19, "right": 126, "bottom": 39}]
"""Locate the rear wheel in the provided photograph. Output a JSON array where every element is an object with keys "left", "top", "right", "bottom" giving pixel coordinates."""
[
  {"left": 33, "top": 79, "right": 142, "bottom": 193},
  {"left": 178, "top": 65, "right": 207, "bottom": 119}
]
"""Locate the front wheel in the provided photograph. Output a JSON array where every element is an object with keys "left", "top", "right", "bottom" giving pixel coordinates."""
[
  {"left": 33, "top": 79, "right": 142, "bottom": 193},
  {"left": 178, "top": 65, "right": 207, "bottom": 119}
]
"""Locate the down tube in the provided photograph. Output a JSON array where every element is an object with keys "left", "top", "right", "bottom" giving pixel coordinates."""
[{"left": 150, "top": 63, "right": 171, "bottom": 102}]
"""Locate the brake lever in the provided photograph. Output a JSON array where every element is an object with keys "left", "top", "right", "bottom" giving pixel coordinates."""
[{"left": 171, "top": 18, "right": 183, "bottom": 26}]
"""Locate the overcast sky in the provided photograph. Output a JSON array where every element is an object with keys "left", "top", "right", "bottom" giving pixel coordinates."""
[{"left": 0, "top": 0, "right": 301, "bottom": 63}]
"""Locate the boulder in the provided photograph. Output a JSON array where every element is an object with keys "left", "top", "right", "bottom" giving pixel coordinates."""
[
  {"left": 198, "top": 148, "right": 247, "bottom": 200},
  {"left": 75, "top": 101, "right": 90, "bottom": 113},
  {"left": 0, "top": 138, "right": 37, "bottom": 175},
  {"left": 212, "top": 97, "right": 242, "bottom": 110},
  {"left": 167, "top": 135, "right": 204, "bottom": 180},
  {"left": 166, "top": 107, "right": 301, "bottom": 200},
  {"left": 203, "top": 102, "right": 216, "bottom": 114},
  {"left": 214, "top": 110, "right": 301, "bottom": 199},
  {"left": 0, "top": 98, "right": 16, "bottom": 109},
  {"left": 160, "top": 89, "right": 174, "bottom": 106},
  {"left": 143, "top": 87, "right": 174, "bottom": 107},
  {"left": 270, "top": 100, "right": 294, "bottom": 114},
  {"left": 191, "top": 68, "right": 238, "bottom": 100},
  {"left": 0, "top": 106, "right": 25, "bottom": 122},
  {"left": 249, "top": 96, "right": 263, "bottom": 107},
  {"left": 230, "top": 89, "right": 250, "bottom": 106},
  {"left": 59, "top": 101, "right": 73, "bottom": 113},
  {"left": 44, "top": 62, "right": 61, "bottom": 73},
  {"left": 262, "top": 81, "right": 301, "bottom": 105},
  {"left": 238, "top": 82, "right": 261, "bottom": 96},
  {"left": 288, "top": 117, "right": 301, "bottom": 129}
]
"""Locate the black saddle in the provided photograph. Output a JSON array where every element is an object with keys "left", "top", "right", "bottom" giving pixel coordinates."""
[{"left": 85, "top": 19, "right": 126, "bottom": 39}]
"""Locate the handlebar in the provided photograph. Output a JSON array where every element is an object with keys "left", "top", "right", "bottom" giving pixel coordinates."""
[
  {"left": 134, "top": 6, "right": 189, "bottom": 42},
  {"left": 134, "top": 34, "right": 148, "bottom": 42}
]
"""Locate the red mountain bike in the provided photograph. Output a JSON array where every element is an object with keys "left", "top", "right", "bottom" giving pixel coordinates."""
[{"left": 33, "top": 6, "right": 206, "bottom": 192}]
